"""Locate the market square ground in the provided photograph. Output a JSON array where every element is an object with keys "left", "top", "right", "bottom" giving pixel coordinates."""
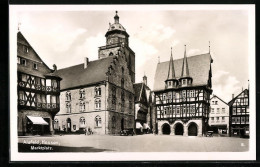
[{"left": 18, "top": 134, "right": 249, "bottom": 152}]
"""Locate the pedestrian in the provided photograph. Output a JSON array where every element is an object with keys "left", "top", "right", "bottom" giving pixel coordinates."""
[{"left": 84, "top": 127, "right": 87, "bottom": 135}]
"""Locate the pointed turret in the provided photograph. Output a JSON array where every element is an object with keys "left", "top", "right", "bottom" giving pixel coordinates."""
[
  {"left": 165, "top": 47, "right": 178, "bottom": 89},
  {"left": 179, "top": 45, "right": 193, "bottom": 87}
]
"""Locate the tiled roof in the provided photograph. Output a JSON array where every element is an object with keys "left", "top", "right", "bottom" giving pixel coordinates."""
[
  {"left": 210, "top": 94, "right": 228, "bottom": 105},
  {"left": 133, "top": 83, "right": 143, "bottom": 102},
  {"left": 153, "top": 53, "right": 212, "bottom": 91},
  {"left": 56, "top": 56, "right": 115, "bottom": 90}
]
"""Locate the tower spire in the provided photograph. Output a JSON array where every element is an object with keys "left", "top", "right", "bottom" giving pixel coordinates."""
[
  {"left": 181, "top": 45, "right": 190, "bottom": 77},
  {"left": 209, "top": 41, "right": 211, "bottom": 54},
  {"left": 18, "top": 22, "right": 21, "bottom": 31},
  {"left": 166, "top": 47, "right": 176, "bottom": 80},
  {"left": 114, "top": 11, "right": 119, "bottom": 24}
]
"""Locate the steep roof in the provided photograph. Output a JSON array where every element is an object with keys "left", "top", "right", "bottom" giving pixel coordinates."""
[
  {"left": 56, "top": 56, "right": 115, "bottom": 90},
  {"left": 153, "top": 53, "right": 212, "bottom": 91},
  {"left": 180, "top": 46, "right": 190, "bottom": 78},
  {"left": 210, "top": 94, "right": 228, "bottom": 105},
  {"left": 228, "top": 89, "right": 249, "bottom": 106},
  {"left": 133, "top": 83, "right": 143, "bottom": 102},
  {"left": 166, "top": 48, "right": 177, "bottom": 81}
]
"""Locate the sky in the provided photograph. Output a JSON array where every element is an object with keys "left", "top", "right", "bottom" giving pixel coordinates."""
[{"left": 13, "top": 6, "right": 251, "bottom": 102}]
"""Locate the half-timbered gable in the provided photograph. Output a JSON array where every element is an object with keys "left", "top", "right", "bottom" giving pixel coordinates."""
[
  {"left": 228, "top": 89, "right": 249, "bottom": 137},
  {"left": 153, "top": 47, "right": 213, "bottom": 136},
  {"left": 17, "top": 32, "right": 62, "bottom": 136}
]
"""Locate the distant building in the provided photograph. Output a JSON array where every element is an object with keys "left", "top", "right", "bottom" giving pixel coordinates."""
[
  {"left": 134, "top": 75, "right": 152, "bottom": 134},
  {"left": 17, "top": 31, "right": 62, "bottom": 136},
  {"left": 209, "top": 95, "right": 229, "bottom": 136},
  {"left": 54, "top": 11, "right": 135, "bottom": 135},
  {"left": 153, "top": 46, "right": 213, "bottom": 136},
  {"left": 228, "top": 89, "right": 249, "bottom": 137}
]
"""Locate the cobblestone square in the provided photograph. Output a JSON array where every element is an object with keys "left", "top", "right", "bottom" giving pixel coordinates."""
[{"left": 18, "top": 134, "right": 249, "bottom": 152}]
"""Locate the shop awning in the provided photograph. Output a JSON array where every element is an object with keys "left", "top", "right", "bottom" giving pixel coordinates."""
[
  {"left": 27, "top": 116, "right": 49, "bottom": 125},
  {"left": 143, "top": 123, "right": 150, "bottom": 129},
  {"left": 136, "top": 122, "right": 143, "bottom": 129}
]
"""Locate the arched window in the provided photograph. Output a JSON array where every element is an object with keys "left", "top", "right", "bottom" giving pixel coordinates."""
[
  {"left": 95, "top": 99, "right": 101, "bottom": 110},
  {"left": 54, "top": 119, "right": 59, "bottom": 129},
  {"left": 121, "top": 78, "right": 124, "bottom": 87},
  {"left": 109, "top": 52, "right": 113, "bottom": 56},
  {"left": 66, "top": 102, "right": 71, "bottom": 113},
  {"left": 66, "top": 91, "right": 71, "bottom": 101},
  {"left": 80, "top": 101, "right": 85, "bottom": 112},
  {"left": 95, "top": 115, "right": 102, "bottom": 127},
  {"left": 95, "top": 87, "right": 101, "bottom": 96},
  {"left": 79, "top": 89, "right": 85, "bottom": 99},
  {"left": 79, "top": 117, "right": 86, "bottom": 127}
]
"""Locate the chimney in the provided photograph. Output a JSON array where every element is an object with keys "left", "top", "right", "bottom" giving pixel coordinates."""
[
  {"left": 232, "top": 94, "right": 234, "bottom": 99},
  {"left": 84, "top": 57, "right": 89, "bottom": 69},
  {"left": 143, "top": 75, "right": 147, "bottom": 85}
]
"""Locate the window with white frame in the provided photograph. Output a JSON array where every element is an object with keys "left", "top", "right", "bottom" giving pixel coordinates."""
[
  {"left": 79, "top": 117, "right": 86, "bottom": 127},
  {"left": 80, "top": 101, "right": 85, "bottom": 112},
  {"left": 66, "top": 102, "right": 71, "bottom": 113},
  {"left": 66, "top": 91, "right": 71, "bottom": 101},
  {"left": 79, "top": 88, "right": 85, "bottom": 99},
  {"left": 33, "top": 63, "right": 38, "bottom": 70},
  {"left": 95, "top": 115, "right": 102, "bottom": 127},
  {"left": 95, "top": 87, "right": 101, "bottom": 96},
  {"left": 95, "top": 99, "right": 101, "bottom": 110}
]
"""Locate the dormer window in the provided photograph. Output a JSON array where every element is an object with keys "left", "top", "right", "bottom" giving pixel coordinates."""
[
  {"left": 21, "top": 59, "right": 26, "bottom": 66},
  {"left": 182, "top": 79, "right": 186, "bottom": 85},
  {"left": 169, "top": 81, "right": 171, "bottom": 86}
]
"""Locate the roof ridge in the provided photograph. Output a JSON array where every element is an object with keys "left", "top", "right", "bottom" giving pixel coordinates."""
[{"left": 159, "top": 53, "right": 210, "bottom": 64}]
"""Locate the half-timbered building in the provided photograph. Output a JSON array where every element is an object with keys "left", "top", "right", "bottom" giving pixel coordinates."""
[
  {"left": 54, "top": 11, "right": 135, "bottom": 135},
  {"left": 153, "top": 46, "right": 213, "bottom": 136},
  {"left": 17, "top": 31, "right": 62, "bottom": 136},
  {"left": 228, "top": 89, "right": 249, "bottom": 137}
]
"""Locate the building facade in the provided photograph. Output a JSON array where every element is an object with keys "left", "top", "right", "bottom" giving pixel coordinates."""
[
  {"left": 208, "top": 95, "right": 229, "bottom": 136},
  {"left": 153, "top": 47, "right": 213, "bottom": 136},
  {"left": 54, "top": 12, "right": 135, "bottom": 135},
  {"left": 134, "top": 75, "right": 152, "bottom": 134},
  {"left": 228, "top": 89, "right": 249, "bottom": 137},
  {"left": 17, "top": 32, "right": 62, "bottom": 136}
]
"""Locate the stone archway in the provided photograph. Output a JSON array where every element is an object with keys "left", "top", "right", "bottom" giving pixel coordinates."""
[
  {"left": 162, "top": 123, "right": 171, "bottom": 135},
  {"left": 188, "top": 122, "right": 198, "bottom": 136},
  {"left": 174, "top": 123, "right": 184, "bottom": 135}
]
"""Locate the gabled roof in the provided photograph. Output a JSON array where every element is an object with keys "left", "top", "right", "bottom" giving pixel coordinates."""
[
  {"left": 17, "top": 32, "right": 51, "bottom": 72},
  {"left": 133, "top": 82, "right": 148, "bottom": 104},
  {"left": 133, "top": 83, "right": 143, "bottom": 102},
  {"left": 153, "top": 53, "right": 212, "bottom": 91},
  {"left": 56, "top": 56, "right": 115, "bottom": 90},
  {"left": 210, "top": 94, "right": 228, "bottom": 105},
  {"left": 228, "top": 89, "right": 249, "bottom": 106}
]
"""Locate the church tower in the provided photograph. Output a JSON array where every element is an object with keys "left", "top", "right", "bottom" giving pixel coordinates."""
[{"left": 98, "top": 11, "right": 135, "bottom": 82}]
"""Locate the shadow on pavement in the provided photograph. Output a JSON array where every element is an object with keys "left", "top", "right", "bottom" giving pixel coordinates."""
[{"left": 18, "top": 143, "right": 113, "bottom": 152}]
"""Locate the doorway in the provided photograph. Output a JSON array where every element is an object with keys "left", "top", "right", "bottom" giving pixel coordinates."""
[
  {"left": 67, "top": 118, "right": 71, "bottom": 132},
  {"left": 188, "top": 122, "right": 198, "bottom": 136},
  {"left": 162, "top": 123, "right": 171, "bottom": 135},
  {"left": 175, "top": 123, "right": 184, "bottom": 135}
]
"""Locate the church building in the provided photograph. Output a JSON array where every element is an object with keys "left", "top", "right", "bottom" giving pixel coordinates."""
[
  {"left": 17, "top": 31, "right": 62, "bottom": 136},
  {"left": 153, "top": 46, "right": 213, "bottom": 136},
  {"left": 54, "top": 11, "right": 135, "bottom": 135}
]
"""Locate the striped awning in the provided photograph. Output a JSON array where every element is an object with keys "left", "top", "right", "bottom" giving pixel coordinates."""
[{"left": 27, "top": 116, "right": 49, "bottom": 125}]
